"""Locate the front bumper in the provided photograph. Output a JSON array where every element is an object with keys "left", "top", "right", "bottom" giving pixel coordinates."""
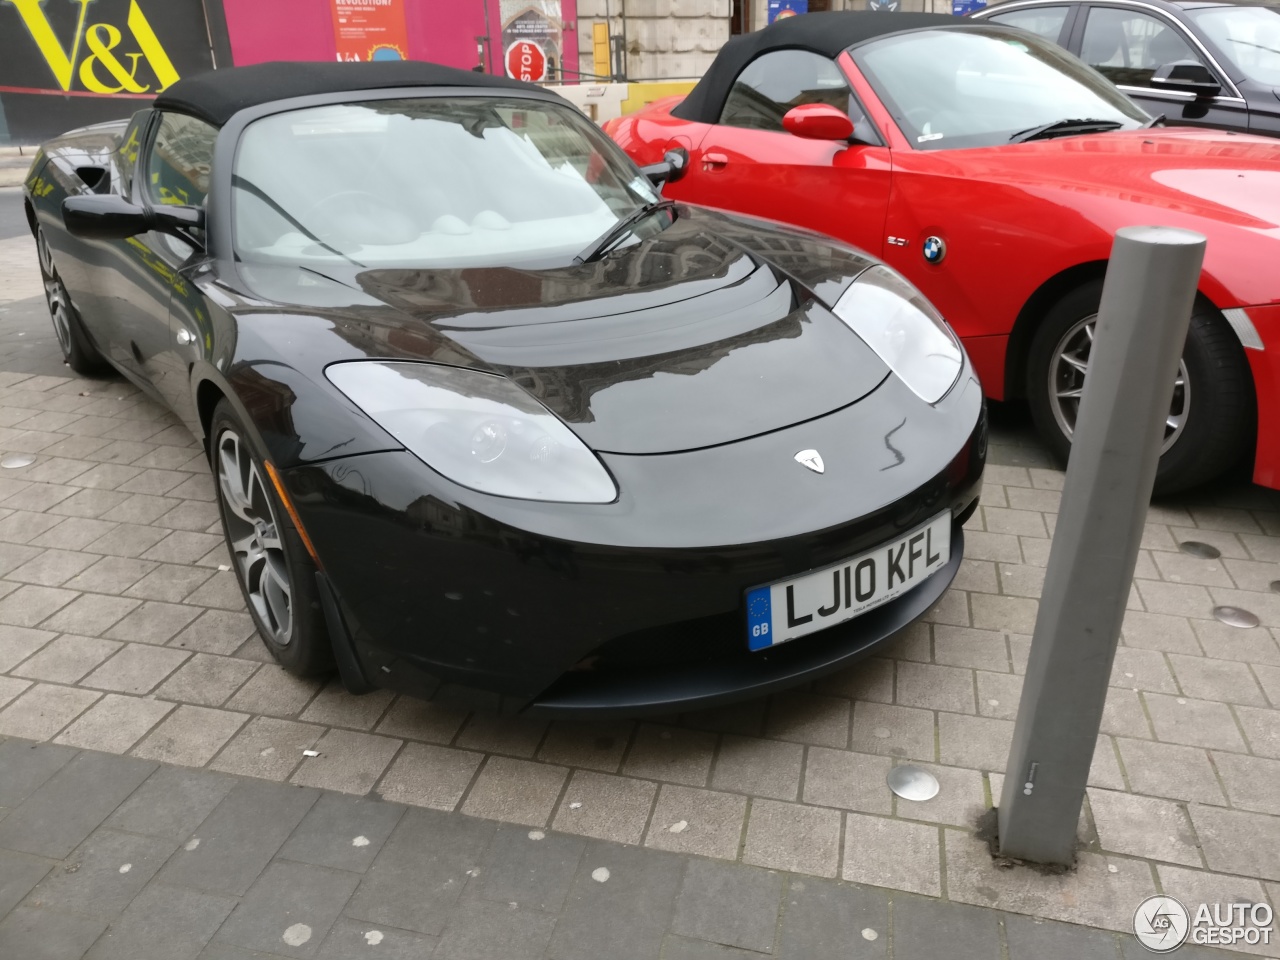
[{"left": 284, "top": 373, "right": 986, "bottom": 715}]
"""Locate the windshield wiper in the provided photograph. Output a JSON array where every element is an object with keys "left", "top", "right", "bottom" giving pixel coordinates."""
[
  {"left": 574, "top": 200, "right": 675, "bottom": 265},
  {"left": 1009, "top": 118, "right": 1125, "bottom": 144},
  {"left": 230, "top": 175, "right": 366, "bottom": 268}
]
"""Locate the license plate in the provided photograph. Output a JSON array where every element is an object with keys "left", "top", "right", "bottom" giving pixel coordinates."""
[{"left": 746, "top": 513, "right": 951, "bottom": 650}]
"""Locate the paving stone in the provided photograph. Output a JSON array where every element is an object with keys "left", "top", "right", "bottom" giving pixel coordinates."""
[
  {"left": 226, "top": 665, "right": 322, "bottom": 717},
  {"left": 316, "top": 918, "right": 437, "bottom": 960},
  {"left": 0, "top": 623, "right": 53, "bottom": 671},
  {"left": 548, "top": 838, "right": 684, "bottom": 960},
  {"left": 154, "top": 499, "right": 220, "bottom": 532},
  {"left": 290, "top": 728, "right": 402, "bottom": 795},
  {"left": 710, "top": 733, "right": 803, "bottom": 801},
  {"left": 983, "top": 506, "right": 1048, "bottom": 537},
  {"left": 1101, "top": 687, "right": 1155, "bottom": 739},
  {"left": 0, "top": 905, "right": 108, "bottom": 960},
  {"left": 1088, "top": 788, "right": 1203, "bottom": 866},
  {"left": 344, "top": 807, "right": 496, "bottom": 936},
  {"left": 155, "top": 653, "right": 258, "bottom": 706},
  {"left": 452, "top": 712, "right": 549, "bottom": 758},
  {"left": 801, "top": 745, "right": 892, "bottom": 814},
  {"left": 278, "top": 793, "right": 405, "bottom": 873},
  {"left": 1190, "top": 804, "right": 1280, "bottom": 883},
  {"left": 0, "top": 583, "right": 77, "bottom": 627},
  {"left": 157, "top": 778, "right": 318, "bottom": 896},
  {"left": 945, "top": 830, "right": 1157, "bottom": 931},
  {"left": 971, "top": 593, "right": 1039, "bottom": 634},
  {"left": 84, "top": 883, "right": 237, "bottom": 960},
  {"left": 1192, "top": 618, "right": 1280, "bottom": 666},
  {"left": 0, "top": 674, "right": 29, "bottom": 709},
  {"left": 849, "top": 701, "right": 936, "bottom": 761},
  {"left": 895, "top": 660, "right": 977, "bottom": 715},
  {"left": 82, "top": 642, "right": 189, "bottom": 694},
  {"left": 298, "top": 682, "right": 395, "bottom": 731},
  {"left": 0, "top": 849, "right": 53, "bottom": 918},
  {"left": 742, "top": 797, "right": 840, "bottom": 878},
  {"left": 621, "top": 723, "right": 716, "bottom": 787},
  {"left": 1234, "top": 705, "right": 1280, "bottom": 759},
  {"left": 842, "top": 813, "right": 940, "bottom": 896},
  {"left": 1122, "top": 610, "right": 1203, "bottom": 654},
  {"left": 25, "top": 827, "right": 176, "bottom": 919},
  {"left": 1157, "top": 862, "right": 1272, "bottom": 924},
  {"left": 53, "top": 693, "right": 173, "bottom": 753},
  {"left": 1190, "top": 507, "right": 1264, "bottom": 534},
  {"left": 765, "top": 692, "right": 851, "bottom": 747},
  {"left": 1210, "top": 752, "right": 1280, "bottom": 815},
  {"left": 933, "top": 625, "right": 1011, "bottom": 672},
  {"left": 141, "top": 530, "right": 224, "bottom": 565},
  {"left": 64, "top": 556, "right": 157, "bottom": 594},
  {"left": 462, "top": 756, "right": 568, "bottom": 828},
  {"left": 815, "top": 656, "right": 894, "bottom": 702},
  {"left": 670, "top": 857, "right": 783, "bottom": 952},
  {"left": 552, "top": 770, "right": 656, "bottom": 844},
  {"left": 0, "top": 543, "right": 42, "bottom": 579},
  {"left": 1116, "top": 738, "right": 1226, "bottom": 804},
  {"left": 954, "top": 557, "right": 1000, "bottom": 594},
  {"left": 374, "top": 697, "right": 469, "bottom": 745},
  {"left": 0, "top": 510, "right": 65, "bottom": 545},
  {"left": 11, "top": 633, "right": 121, "bottom": 683},
  {"left": 164, "top": 606, "right": 258, "bottom": 656},
  {"left": 893, "top": 895, "right": 1004, "bottom": 960},
  {"left": 105, "top": 765, "right": 236, "bottom": 841},
  {"left": 660, "top": 935, "right": 765, "bottom": 959},
  {"left": 84, "top": 522, "right": 167, "bottom": 557},
  {"left": 214, "top": 858, "right": 360, "bottom": 959},
  {"left": 975, "top": 670, "right": 1023, "bottom": 720},
  {"left": 475, "top": 821, "right": 585, "bottom": 913},
  {"left": 1110, "top": 647, "right": 1179, "bottom": 694},
  {"left": 1145, "top": 693, "right": 1248, "bottom": 752},
  {"left": 537, "top": 719, "right": 633, "bottom": 772},
  {"left": 7, "top": 547, "right": 97, "bottom": 586},
  {"left": 131, "top": 704, "right": 248, "bottom": 767},
  {"left": 0, "top": 740, "right": 77, "bottom": 806},
  {"left": 0, "top": 681, "right": 100, "bottom": 739},
  {"left": 998, "top": 562, "right": 1049, "bottom": 599},
  {"left": 376, "top": 742, "right": 482, "bottom": 810},
  {"left": 891, "top": 760, "right": 987, "bottom": 827},
  {"left": 40, "top": 592, "right": 139, "bottom": 635},
  {"left": 921, "top": 587, "right": 970, "bottom": 627},
  {"left": 434, "top": 899, "right": 557, "bottom": 960},
  {"left": 963, "top": 530, "right": 1024, "bottom": 563},
  {"left": 0, "top": 750, "right": 155, "bottom": 859},
  {"left": 937, "top": 712, "right": 1014, "bottom": 771},
  {"left": 1152, "top": 549, "right": 1235, "bottom": 588},
  {"left": 123, "top": 565, "right": 215, "bottom": 603},
  {"left": 210, "top": 716, "right": 326, "bottom": 781},
  {"left": 1170, "top": 655, "right": 1268, "bottom": 708},
  {"left": 1003, "top": 914, "right": 1121, "bottom": 960},
  {"left": 644, "top": 784, "right": 747, "bottom": 860},
  {"left": 771, "top": 876, "right": 888, "bottom": 960}
]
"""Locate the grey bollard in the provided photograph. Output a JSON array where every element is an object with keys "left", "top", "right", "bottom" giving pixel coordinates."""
[{"left": 997, "top": 226, "right": 1206, "bottom": 865}]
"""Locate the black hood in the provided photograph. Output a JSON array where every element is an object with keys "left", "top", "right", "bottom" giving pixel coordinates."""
[{"left": 234, "top": 206, "right": 889, "bottom": 456}]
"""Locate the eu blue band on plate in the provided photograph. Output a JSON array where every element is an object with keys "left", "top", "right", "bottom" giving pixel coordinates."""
[{"left": 746, "top": 586, "right": 773, "bottom": 651}]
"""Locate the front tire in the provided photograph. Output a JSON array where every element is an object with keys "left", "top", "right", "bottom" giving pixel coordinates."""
[
  {"left": 1026, "top": 280, "right": 1252, "bottom": 494},
  {"left": 35, "top": 226, "right": 108, "bottom": 376},
  {"left": 211, "top": 400, "right": 333, "bottom": 677}
]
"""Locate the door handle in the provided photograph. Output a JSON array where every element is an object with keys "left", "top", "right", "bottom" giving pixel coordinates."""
[
  {"left": 175, "top": 328, "right": 194, "bottom": 345},
  {"left": 703, "top": 151, "right": 729, "bottom": 170}
]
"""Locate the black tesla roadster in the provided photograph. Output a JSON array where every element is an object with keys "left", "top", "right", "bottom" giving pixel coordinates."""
[{"left": 22, "top": 61, "right": 985, "bottom": 715}]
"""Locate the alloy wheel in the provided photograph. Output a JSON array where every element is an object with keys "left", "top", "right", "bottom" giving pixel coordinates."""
[
  {"left": 216, "top": 429, "right": 292, "bottom": 646},
  {"left": 1047, "top": 313, "right": 1190, "bottom": 454},
  {"left": 36, "top": 230, "right": 72, "bottom": 356}
]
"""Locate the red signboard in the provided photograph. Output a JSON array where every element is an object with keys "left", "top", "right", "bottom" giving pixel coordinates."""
[
  {"left": 505, "top": 39, "right": 547, "bottom": 82},
  {"left": 330, "top": 0, "right": 409, "bottom": 61}
]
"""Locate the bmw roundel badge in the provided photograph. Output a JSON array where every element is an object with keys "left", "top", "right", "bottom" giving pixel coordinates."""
[{"left": 923, "top": 236, "right": 946, "bottom": 263}]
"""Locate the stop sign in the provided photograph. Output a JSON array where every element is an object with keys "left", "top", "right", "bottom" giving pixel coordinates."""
[{"left": 505, "top": 40, "right": 547, "bottom": 82}]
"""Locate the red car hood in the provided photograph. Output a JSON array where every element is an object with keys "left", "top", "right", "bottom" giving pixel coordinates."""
[{"left": 943, "top": 128, "right": 1280, "bottom": 233}]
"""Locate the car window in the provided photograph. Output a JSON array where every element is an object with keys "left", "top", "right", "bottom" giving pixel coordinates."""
[
  {"left": 145, "top": 112, "right": 218, "bottom": 209},
  {"left": 719, "top": 49, "right": 879, "bottom": 143},
  {"left": 1080, "top": 7, "right": 1202, "bottom": 88},
  {"left": 984, "top": 6, "right": 1072, "bottom": 44},
  {"left": 1187, "top": 4, "right": 1280, "bottom": 86},
  {"left": 116, "top": 111, "right": 151, "bottom": 201}
]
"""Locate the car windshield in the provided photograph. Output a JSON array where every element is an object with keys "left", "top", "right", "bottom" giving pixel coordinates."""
[
  {"left": 852, "top": 26, "right": 1148, "bottom": 150},
  {"left": 231, "top": 97, "right": 661, "bottom": 268},
  {"left": 1188, "top": 4, "right": 1280, "bottom": 86}
]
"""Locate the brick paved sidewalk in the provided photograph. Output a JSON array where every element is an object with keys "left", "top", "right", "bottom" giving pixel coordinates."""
[
  {"left": 0, "top": 736, "right": 1250, "bottom": 960},
  {"left": 0, "top": 207, "right": 1278, "bottom": 958}
]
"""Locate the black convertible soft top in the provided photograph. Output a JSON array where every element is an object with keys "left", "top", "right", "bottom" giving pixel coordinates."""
[
  {"left": 672, "top": 11, "right": 971, "bottom": 124},
  {"left": 154, "top": 60, "right": 545, "bottom": 127}
]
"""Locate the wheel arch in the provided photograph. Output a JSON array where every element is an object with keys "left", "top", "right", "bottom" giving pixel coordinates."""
[
  {"left": 195, "top": 377, "right": 228, "bottom": 456},
  {"left": 1003, "top": 260, "right": 1108, "bottom": 401}
]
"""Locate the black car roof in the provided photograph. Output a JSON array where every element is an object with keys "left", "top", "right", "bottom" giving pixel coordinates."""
[
  {"left": 153, "top": 60, "right": 544, "bottom": 127},
  {"left": 671, "top": 11, "right": 990, "bottom": 125}
]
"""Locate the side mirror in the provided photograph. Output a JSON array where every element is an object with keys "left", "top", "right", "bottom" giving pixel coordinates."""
[
  {"left": 62, "top": 193, "right": 204, "bottom": 242},
  {"left": 783, "top": 103, "right": 855, "bottom": 141},
  {"left": 1151, "top": 60, "right": 1221, "bottom": 97},
  {"left": 640, "top": 147, "right": 690, "bottom": 189}
]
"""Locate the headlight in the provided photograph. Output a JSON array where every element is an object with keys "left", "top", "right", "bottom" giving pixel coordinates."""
[
  {"left": 833, "top": 265, "right": 964, "bottom": 403},
  {"left": 326, "top": 362, "right": 617, "bottom": 503}
]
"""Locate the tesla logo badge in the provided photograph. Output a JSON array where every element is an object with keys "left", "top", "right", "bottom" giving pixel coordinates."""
[
  {"left": 923, "top": 236, "right": 946, "bottom": 263},
  {"left": 795, "top": 449, "right": 825, "bottom": 474}
]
